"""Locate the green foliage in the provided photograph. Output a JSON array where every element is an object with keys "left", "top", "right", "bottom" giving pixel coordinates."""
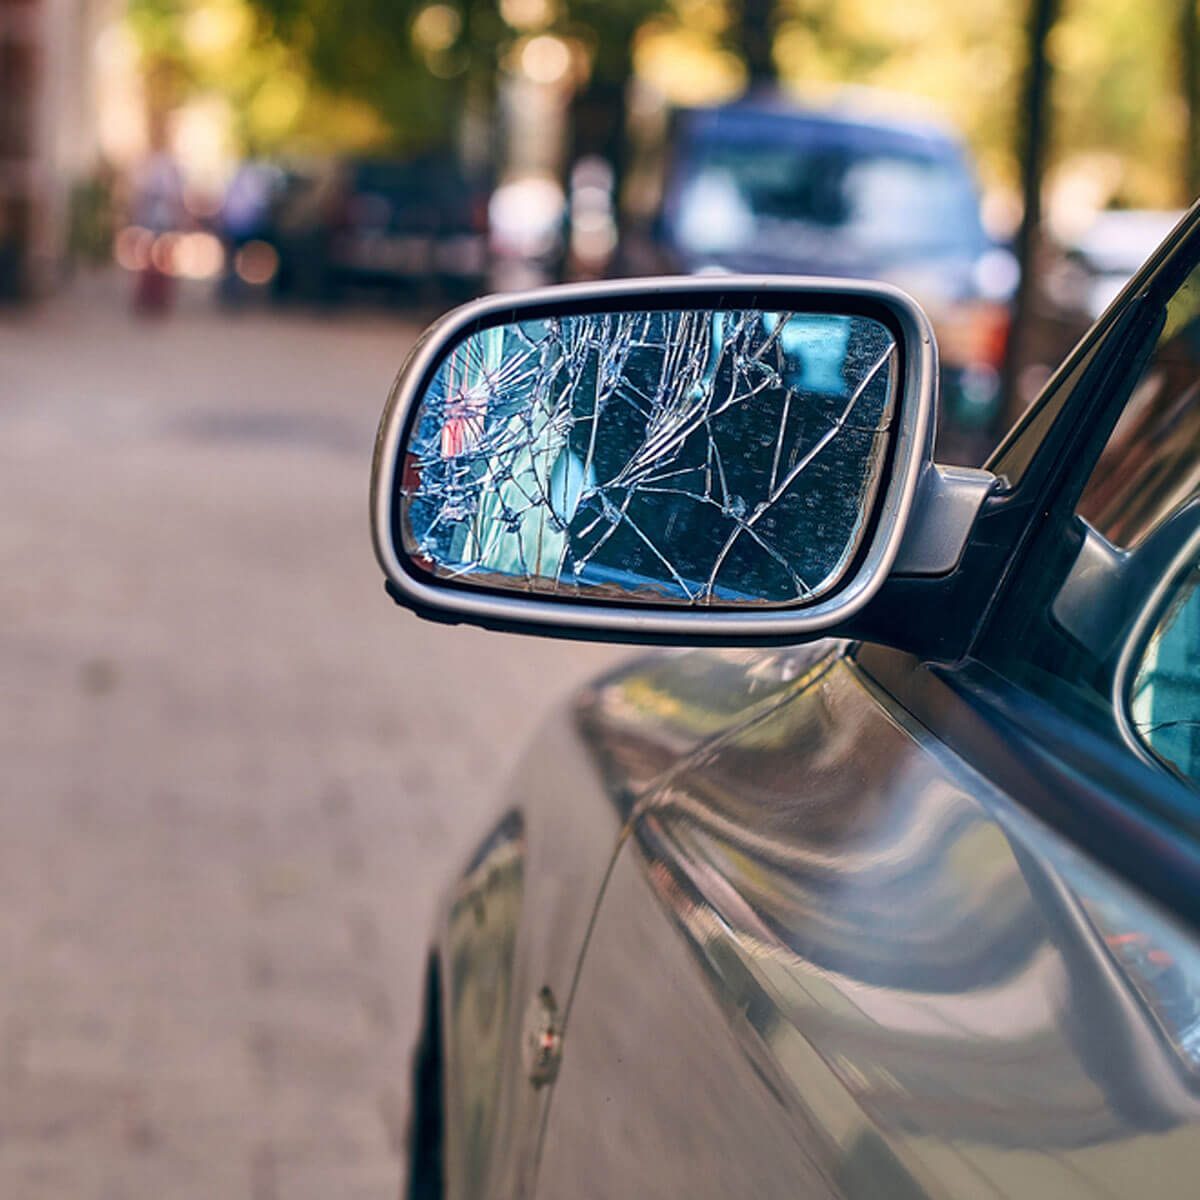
[
  {"left": 1050, "top": 0, "right": 1185, "bottom": 205},
  {"left": 125, "top": 0, "right": 1200, "bottom": 207},
  {"left": 125, "top": 0, "right": 449, "bottom": 154},
  {"left": 774, "top": 0, "right": 1025, "bottom": 189},
  {"left": 254, "top": 0, "right": 452, "bottom": 146},
  {"left": 566, "top": 0, "right": 671, "bottom": 79}
]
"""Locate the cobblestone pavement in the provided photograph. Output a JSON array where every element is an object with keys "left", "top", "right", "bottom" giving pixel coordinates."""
[{"left": 0, "top": 276, "right": 623, "bottom": 1198}]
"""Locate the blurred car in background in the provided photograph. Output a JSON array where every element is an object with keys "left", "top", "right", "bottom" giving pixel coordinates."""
[
  {"left": 269, "top": 155, "right": 490, "bottom": 307},
  {"left": 620, "top": 96, "right": 1018, "bottom": 464},
  {"left": 1011, "top": 209, "right": 1188, "bottom": 413},
  {"left": 1060, "top": 208, "right": 1187, "bottom": 321}
]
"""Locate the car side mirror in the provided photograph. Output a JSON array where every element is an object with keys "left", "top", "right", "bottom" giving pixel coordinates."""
[{"left": 372, "top": 277, "right": 985, "bottom": 644}]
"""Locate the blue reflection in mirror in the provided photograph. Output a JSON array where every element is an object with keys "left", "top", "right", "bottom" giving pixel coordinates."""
[{"left": 399, "top": 308, "right": 897, "bottom": 607}]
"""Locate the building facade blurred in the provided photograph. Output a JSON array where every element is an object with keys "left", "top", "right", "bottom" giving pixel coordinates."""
[{"left": 0, "top": 0, "right": 115, "bottom": 300}]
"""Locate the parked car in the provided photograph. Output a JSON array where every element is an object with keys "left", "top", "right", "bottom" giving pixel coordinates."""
[
  {"left": 373, "top": 204, "right": 1200, "bottom": 1198},
  {"left": 1060, "top": 208, "right": 1188, "bottom": 321},
  {"left": 619, "top": 96, "right": 1017, "bottom": 464},
  {"left": 269, "top": 155, "right": 489, "bottom": 306}
]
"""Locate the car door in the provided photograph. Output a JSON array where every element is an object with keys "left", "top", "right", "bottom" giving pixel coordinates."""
[{"left": 529, "top": 213, "right": 1200, "bottom": 1197}]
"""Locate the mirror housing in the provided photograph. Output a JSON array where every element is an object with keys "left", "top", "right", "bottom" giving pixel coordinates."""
[{"left": 372, "top": 277, "right": 965, "bottom": 645}]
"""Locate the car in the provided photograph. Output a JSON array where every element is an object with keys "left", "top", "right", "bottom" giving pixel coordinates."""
[
  {"left": 618, "top": 96, "right": 1018, "bottom": 465},
  {"left": 270, "top": 155, "right": 490, "bottom": 307},
  {"left": 261, "top": 159, "right": 342, "bottom": 304},
  {"left": 1061, "top": 208, "right": 1188, "bottom": 321},
  {"left": 1022, "top": 209, "right": 1192, "bottom": 398},
  {"left": 371, "top": 206, "right": 1200, "bottom": 1198}
]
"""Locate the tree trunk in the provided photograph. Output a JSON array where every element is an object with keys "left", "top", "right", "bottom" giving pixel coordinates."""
[
  {"left": 1182, "top": 0, "right": 1200, "bottom": 202},
  {"left": 741, "top": 0, "right": 776, "bottom": 88},
  {"left": 999, "top": 0, "right": 1061, "bottom": 428},
  {"left": 570, "top": 30, "right": 636, "bottom": 190}
]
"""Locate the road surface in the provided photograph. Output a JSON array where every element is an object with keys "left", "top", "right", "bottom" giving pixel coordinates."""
[{"left": 0, "top": 275, "right": 623, "bottom": 1198}]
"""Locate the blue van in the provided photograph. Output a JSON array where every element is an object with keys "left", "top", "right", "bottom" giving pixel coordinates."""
[{"left": 621, "top": 97, "right": 1017, "bottom": 463}]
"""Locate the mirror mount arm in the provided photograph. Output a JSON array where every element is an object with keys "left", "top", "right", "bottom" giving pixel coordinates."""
[
  {"left": 890, "top": 464, "right": 999, "bottom": 578},
  {"left": 838, "top": 464, "right": 1001, "bottom": 664}
]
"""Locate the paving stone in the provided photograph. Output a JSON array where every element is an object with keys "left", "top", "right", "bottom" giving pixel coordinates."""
[{"left": 0, "top": 274, "right": 623, "bottom": 1197}]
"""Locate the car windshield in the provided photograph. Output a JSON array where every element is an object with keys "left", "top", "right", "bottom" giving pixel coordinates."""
[{"left": 673, "top": 139, "right": 983, "bottom": 263}]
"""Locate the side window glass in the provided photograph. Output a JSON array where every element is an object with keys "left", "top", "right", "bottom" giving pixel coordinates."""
[
  {"left": 1125, "top": 567, "right": 1200, "bottom": 785},
  {"left": 1077, "top": 264, "right": 1200, "bottom": 547},
  {"left": 982, "top": 251, "right": 1200, "bottom": 816}
]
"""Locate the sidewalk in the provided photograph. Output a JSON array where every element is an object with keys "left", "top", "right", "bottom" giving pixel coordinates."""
[{"left": 0, "top": 274, "right": 621, "bottom": 1198}]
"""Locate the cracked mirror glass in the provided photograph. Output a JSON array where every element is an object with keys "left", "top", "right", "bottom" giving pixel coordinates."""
[{"left": 398, "top": 307, "right": 898, "bottom": 606}]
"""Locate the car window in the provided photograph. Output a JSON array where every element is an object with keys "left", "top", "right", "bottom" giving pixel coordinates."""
[
  {"left": 1077, "top": 264, "right": 1200, "bottom": 546},
  {"left": 980, "top": 247, "right": 1200, "bottom": 822},
  {"left": 672, "top": 141, "right": 982, "bottom": 262},
  {"left": 1125, "top": 567, "right": 1200, "bottom": 786}
]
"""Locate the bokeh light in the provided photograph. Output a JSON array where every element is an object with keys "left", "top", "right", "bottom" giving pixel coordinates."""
[
  {"left": 520, "top": 35, "right": 571, "bottom": 86},
  {"left": 412, "top": 4, "right": 462, "bottom": 54},
  {"left": 234, "top": 240, "right": 280, "bottom": 285}
]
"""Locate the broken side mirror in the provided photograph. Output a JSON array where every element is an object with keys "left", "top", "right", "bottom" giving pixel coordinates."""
[{"left": 372, "top": 277, "right": 983, "bottom": 644}]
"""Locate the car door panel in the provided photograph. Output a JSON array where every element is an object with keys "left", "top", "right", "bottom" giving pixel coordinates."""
[
  {"left": 860, "top": 646, "right": 1200, "bottom": 926},
  {"left": 533, "top": 652, "right": 1200, "bottom": 1198},
  {"left": 437, "top": 644, "right": 842, "bottom": 1200}
]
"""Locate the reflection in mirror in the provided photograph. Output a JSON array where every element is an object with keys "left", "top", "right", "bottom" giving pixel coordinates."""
[
  {"left": 399, "top": 308, "right": 898, "bottom": 607},
  {"left": 1129, "top": 566, "right": 1200, "bottom": 786}
]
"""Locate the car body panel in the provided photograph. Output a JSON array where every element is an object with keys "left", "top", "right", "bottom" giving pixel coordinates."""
[
  {"left": 532, "top": 649, "right": 1200, "bottom": 1198},
  {"left": 436, "top": 709, "right": 618, "bottom": 1200},
  {"left": 433, "top": 642, "right": 840, "bottom": 1200}
]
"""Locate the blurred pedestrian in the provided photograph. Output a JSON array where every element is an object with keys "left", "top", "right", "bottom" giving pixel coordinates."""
[
  {"left": 130, "top": 134, "right": 184, "bottom": 317},
  {"left": 217, "top": 161, "right": 275, "bottom": 306}
]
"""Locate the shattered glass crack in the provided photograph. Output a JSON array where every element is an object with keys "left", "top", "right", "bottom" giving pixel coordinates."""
[{"left": 401, "top": 308, "right": 897, "bottom": 607}]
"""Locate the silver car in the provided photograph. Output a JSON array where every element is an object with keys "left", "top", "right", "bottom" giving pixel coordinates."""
[{"left": 373, "top": 208, "right": 1200, "bottom": 1198}]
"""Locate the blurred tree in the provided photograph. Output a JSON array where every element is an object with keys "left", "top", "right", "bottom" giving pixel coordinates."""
[
  {"left": 1181, "top": 0, "right": 1200, "bottom": 201},
  {"left": 1002, "top": 0, "right": 1060, "bottom": 424},
  {"left": 565, "top": 0, "right": 670, "bottom": 176},
  {"left": 740, "top": 0, "right": 777, "bottom": 85},
  {"left": 129, "top": 0, "right": 1199, "bottom": 225},
  {"left": 774, "top": 0, "right": 1023, "bottom": 188},
  {"left": 241, "top": 0, "right": 677, "bottom": 178},
  {"left": 634, "top": 1, "right": 745, "bottom": 106},
  {"left": 248, "top": 0, "right": 482, "bottom": 152},
  {"left": 126, "top": 0, "right": 401, "bottom": 157},
  {"left": 1049, "top": 0, "right": 1180, "bottom": 208}
]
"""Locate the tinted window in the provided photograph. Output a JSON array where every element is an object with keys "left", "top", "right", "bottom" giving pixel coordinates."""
[
  {"left": 982, "top": 248, "right": 1200, "bottom": 816},
  {"left": 1078, "top": 265, "right": 1200, "bottom": 546}
]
